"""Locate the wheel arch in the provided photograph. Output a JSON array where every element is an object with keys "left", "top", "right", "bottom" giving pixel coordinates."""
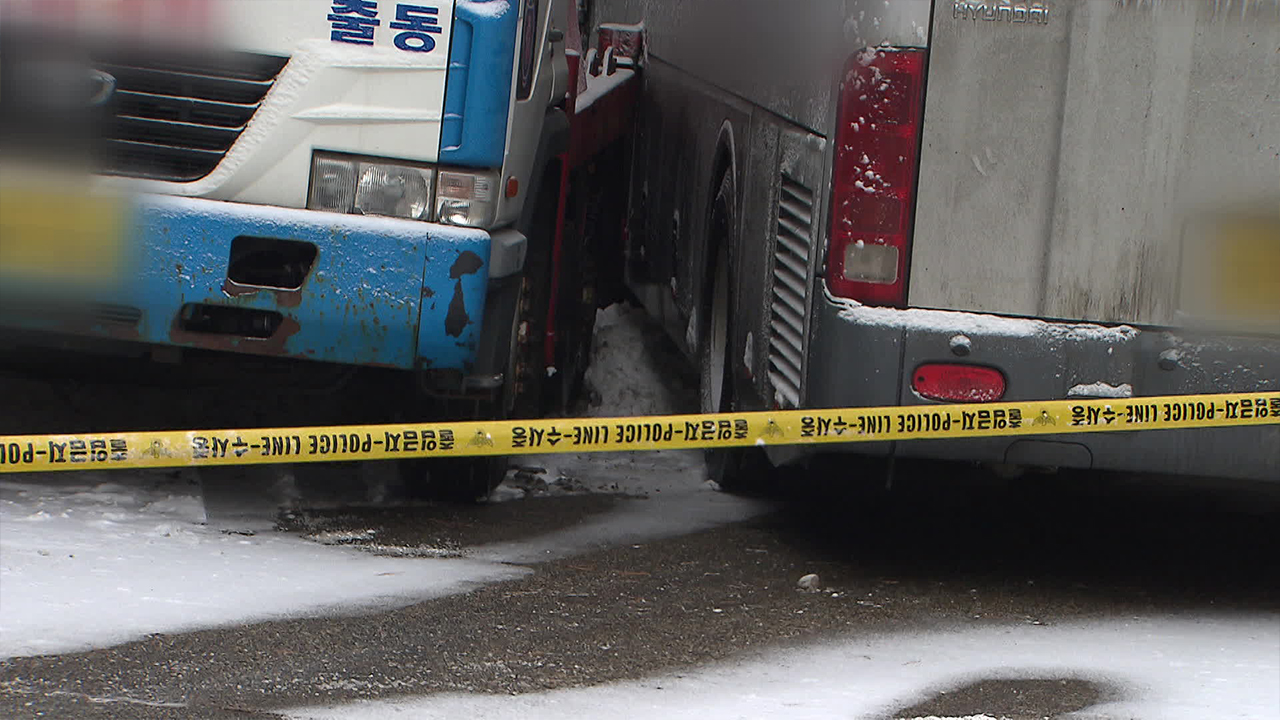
[{"left": 709, "top": 119, "right": 738, "bottom": 228}]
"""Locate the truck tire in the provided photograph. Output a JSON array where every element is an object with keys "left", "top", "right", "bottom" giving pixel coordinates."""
[
  {"left": 396, "top": 278, "right": 528, "bottom": 503},
  {"left": 397, "top": 161, "right": 565, "bottom": 502},
  {"left": 547, "top": 156, "right": 622, "bottom": 414},
  {"left": 396, "top": 372, "right": 516, "bottom": 501},
  {"left": 404, "top": 454, "right": 509, "bottom": 503},
  {"left": 547, "top": 216, "right": 596, "bottom": 415}
]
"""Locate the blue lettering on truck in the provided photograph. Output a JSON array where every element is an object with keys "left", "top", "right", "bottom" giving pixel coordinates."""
[
  {"left": 390, "top": 4, "right": 444, "bottom": 52},
  {"left": 329, "top": 1, "right": 447, "bottom": 53},
  {"left": 328, "top": 0, "right": 380, "bottom": 45},
  {"left": 325, "top": 0, "right": 519, "bottom": 166}
]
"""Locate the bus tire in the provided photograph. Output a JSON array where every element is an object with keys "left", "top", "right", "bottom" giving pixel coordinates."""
[{"left": 701, "top": 171, "right": 775, "bottom": 494}]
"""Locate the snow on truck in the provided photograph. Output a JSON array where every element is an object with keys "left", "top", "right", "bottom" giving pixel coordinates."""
[
  {"left": 0, "top": 0, "right": 636, "bottom": 496},
  {"left": 585, "top": 0, "right": 1279, "bottom": 483}
]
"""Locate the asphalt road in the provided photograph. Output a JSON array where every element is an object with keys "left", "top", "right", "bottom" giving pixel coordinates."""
[
  {"left": 2, "top": 343, "right": 1278, "bottom": 719},
  {"left": 2, "top": 455, "right": 1277, "bottom": 719}
]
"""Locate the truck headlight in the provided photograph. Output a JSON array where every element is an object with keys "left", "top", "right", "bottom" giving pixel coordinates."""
[
  {"left": 435, "top": 171, "right": 497, "bottom": 228},
  {"left": 308, "top": 156, "right": 358, "bottom": 214},
  {"left": 356, "top": 165, "right": 433, "bottom": 221},
  {"left": 308, "top": 154, "right": 435, "bottom": 221}
]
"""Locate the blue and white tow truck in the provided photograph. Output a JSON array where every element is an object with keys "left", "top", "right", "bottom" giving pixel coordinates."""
[{"left": 0, "top": 0, "right": 642, "bottom": 496}]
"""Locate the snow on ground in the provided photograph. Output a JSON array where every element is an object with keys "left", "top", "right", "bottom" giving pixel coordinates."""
[
  {"left": 480, "top": 448, "right": 770, "bottom": 564},
  {"left": 483, "top": 302, "right": 772, "bottom": 561},
  {"left": 0, "top": 470, "right": 524, "bottom": 660},
  {"left": 286, "top": 615, "right": 1280, "bottom": 720},
  {"left": 581, "top": 302, "right": 691, "bottom": 418},
  {"left": 0, "top": 303, "right": 762, "bottom": 659}
]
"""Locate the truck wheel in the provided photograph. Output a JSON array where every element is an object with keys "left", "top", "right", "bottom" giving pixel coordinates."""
[
  {"left": 548, "top": 236, "right": 595, "bottom": 415},
  {"left": 395, "top": 397, "right": 511, "bottom": 502},
  {"left": 510, "top": 165, "right": 560, "bottom": 419},
  {"left": 396, "top": 397, "right": 513, "bottom": 502},
  {"left": 402, "top": 454, "right": 509, "bottom": 503},
  {"left": 547, "top": 165, "right": 613, "bottom": 415},
  {"left": 396, "top": 279, "right": 528, "bottom": 503},
  {"left": 701, "top": 172, "right": 774, "bottom": 493},
  {"left": 404, "top": 163, "right": 559, "bottom": 500}
]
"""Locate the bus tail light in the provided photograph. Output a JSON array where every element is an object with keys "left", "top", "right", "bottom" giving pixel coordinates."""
[
  {"left": 826, "top": 48, "right": 926, "bottom": 307},
  {"left": 913, "top": 363, "right": 1006, "bottom": 403}
]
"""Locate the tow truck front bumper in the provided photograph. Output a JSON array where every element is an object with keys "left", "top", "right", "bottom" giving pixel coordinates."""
[{"left": 0, "top": 193, "right": 492, "bottom": 371}]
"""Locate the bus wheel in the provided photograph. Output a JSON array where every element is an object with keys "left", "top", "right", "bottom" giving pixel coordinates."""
[{"left": 701, "top": 172, "right": 773, "bottom": 493}]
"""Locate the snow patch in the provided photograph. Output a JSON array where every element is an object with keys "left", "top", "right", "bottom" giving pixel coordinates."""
[
  {"left": 476, "top": 449, "right": 767, "bottom": 565},
  {"left": 484, "top": 303, "right": 772, "bottom": 552},
  {"left": 901, "top": 716, "right": 1000, "bottom": 720},
  {"left": 829, "top": 290, "right": 1140, "bottom": 344},
  {"left": 457, "top": 0, "right": 510, "bottom": 19},
  {"left": 1068, "top": 382, "right": 1134, "bottom": 399},
  {"left": 575, "top": 68, "right": 636, "bottom": 112},
  {"left": 0, "top": 473, "right": 524, "bottom": 659},
  {"left": 286, "top": 615, "right": 1280, "bottom": 720},
  {"left": 583, "top": 303, "right": 686, "bottom": 418}
]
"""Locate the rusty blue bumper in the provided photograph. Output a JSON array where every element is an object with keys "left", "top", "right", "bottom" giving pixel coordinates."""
[{"left": 0, "top": 194, "right": 491, "bottom": 371}]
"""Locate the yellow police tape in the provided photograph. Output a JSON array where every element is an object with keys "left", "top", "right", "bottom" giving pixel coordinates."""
[{"left": 1, "top": 392, "right": 1277, "bottom": 473}]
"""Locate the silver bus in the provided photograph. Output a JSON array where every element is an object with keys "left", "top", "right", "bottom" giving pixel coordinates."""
[{"left": 589, "top": 0, "right": 1280, "bottom": 483}]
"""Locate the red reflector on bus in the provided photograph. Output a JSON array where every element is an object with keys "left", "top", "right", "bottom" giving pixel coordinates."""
[{"left": 912, "top": 364, "right": 1006, "bottom": 403}]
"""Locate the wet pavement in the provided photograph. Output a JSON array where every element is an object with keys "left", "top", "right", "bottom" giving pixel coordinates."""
[
  {"left": 2, "top": 456, "right": 1277, "bottom": 720},
  {"left": 1, "top": 341, "right": 1278, "bottom": 719}
]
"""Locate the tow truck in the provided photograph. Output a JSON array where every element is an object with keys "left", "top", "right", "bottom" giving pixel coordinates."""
[{"left": 0, "top": 0, "right": 643, "bottom": 498}]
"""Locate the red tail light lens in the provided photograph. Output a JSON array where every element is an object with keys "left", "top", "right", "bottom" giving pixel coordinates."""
[
  {"left": 516, "top": 0, "right": 540, "bottom": 100},
  {"left": 826, "top": 48, "right": 926, "bottom": 306},
  {"left": 912, "top": 364, "right": 1006, "bottom": 403}
]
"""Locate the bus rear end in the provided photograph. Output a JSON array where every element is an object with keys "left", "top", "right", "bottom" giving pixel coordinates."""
[{"left": 805, "top": 0, "right": 1280, "bottom": 480}]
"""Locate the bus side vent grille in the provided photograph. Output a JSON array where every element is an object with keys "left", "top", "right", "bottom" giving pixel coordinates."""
[{"left": 768, "top": 174, "right": 814, "bottom": 409}]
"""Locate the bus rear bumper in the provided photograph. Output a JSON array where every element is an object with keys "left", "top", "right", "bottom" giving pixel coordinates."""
[
  {"left": 0, "top": 194, "right": 492, "bottom": 371},
  {"left": 803, "top": 288, "right": 1280, "bottom": 481}
]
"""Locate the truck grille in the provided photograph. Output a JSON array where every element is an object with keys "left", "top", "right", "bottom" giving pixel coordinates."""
[
  {"left": 94, "top": 50, "right": 289, "bottom": 182},
  {"left": 768, "top": 175, "right": 815, "bottom": 409}
]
